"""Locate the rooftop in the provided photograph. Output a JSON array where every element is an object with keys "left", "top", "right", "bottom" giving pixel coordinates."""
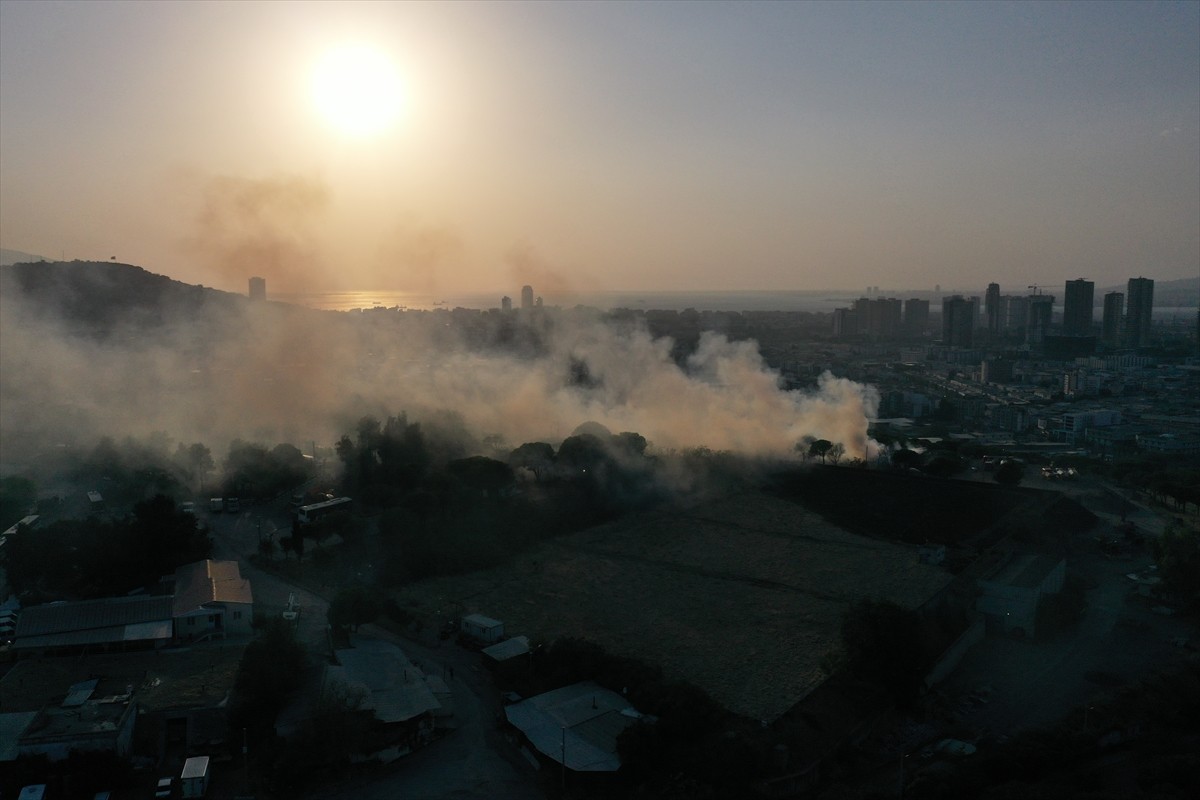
[
  {"left": 13, "top": 595, "right": 174, "bottom": 650},
  {"left": 505, "top": 681, "right": 642, "bottom": 772},
  {"left": 328, "top": 638, "right": 441, "bottom": 724},
  {"left": 173, "top": 559, "right": 253, "bottom": 617}
]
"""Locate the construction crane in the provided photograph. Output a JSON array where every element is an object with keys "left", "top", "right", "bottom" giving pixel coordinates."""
[{"left": 1027, "top": 284, "right": 1041, "bottom": 296}]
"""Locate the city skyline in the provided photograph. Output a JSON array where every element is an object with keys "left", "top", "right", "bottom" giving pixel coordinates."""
[{"left": 1, "top": 1, "right": 1197, "bottom": 296}]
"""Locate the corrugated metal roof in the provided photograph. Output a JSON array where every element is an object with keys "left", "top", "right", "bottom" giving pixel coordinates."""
[
  {"left": 14, "top": 595, "right": 174, "bottom": 639},
  {"left": 504, "top": 681, "right": 640, "bottom": 772},
  {"left": 461, "top": 613, "right": 502, "bottom": 629},
  {"left": 330, "top": 639, "right": 441, "bottom": 724}
]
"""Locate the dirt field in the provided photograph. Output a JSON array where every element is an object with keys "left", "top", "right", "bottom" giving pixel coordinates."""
[{"left": 396, "top": 490, "right": 952, "bottom": 722}]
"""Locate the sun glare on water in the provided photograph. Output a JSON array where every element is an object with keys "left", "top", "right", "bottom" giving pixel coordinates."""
[{"left": 311, "top": 44, "right": 405, "bottom": 138}]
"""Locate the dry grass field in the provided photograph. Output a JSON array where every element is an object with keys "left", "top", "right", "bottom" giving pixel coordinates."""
[{"left": 396, "top": 490, "right": 952, "bottom": 722}]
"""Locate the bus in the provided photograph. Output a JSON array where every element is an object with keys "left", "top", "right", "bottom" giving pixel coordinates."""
[{"left": 296, "top": 496, "right": 351, "bottom": 524}]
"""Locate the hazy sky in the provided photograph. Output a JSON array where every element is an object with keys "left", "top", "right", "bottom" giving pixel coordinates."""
[{"left": 1, "top": 1, "right": 1197, "bottom": 295}]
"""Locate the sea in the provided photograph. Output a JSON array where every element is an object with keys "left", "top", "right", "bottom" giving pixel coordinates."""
[{"left": 271, "top": 289, "right": 1199, "bottom": 321}]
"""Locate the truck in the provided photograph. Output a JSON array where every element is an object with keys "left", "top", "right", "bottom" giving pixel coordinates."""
[{"left": 180, "top": 755, "right": 210, "bottom": 798}]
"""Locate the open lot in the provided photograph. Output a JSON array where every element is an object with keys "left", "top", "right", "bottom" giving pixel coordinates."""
[{"left": 395, "top": 490, "right": 953, "bottom": 722}]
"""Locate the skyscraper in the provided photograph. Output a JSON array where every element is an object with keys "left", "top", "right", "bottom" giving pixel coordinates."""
[
  {"left": 521, "top": 285, "right": 534, "bottom": 310},
  {"left": 942, "top": 295, "right": 976, "bottom": 347},
  {"left": 1000, "top": 295, "right": 1028, "bottom": 335},
  {"left": 1125, "top": 277, "right": 1154, "bottom": 348},
  {"left": 248, "top": 276, "right": 266, "bottom": 301},
  {"left": 1062, "top": 279, "right": 1094, "bottom": 336},
  {"left": 904, "top": 298, "right": 929, "bottom": 337},
  {"left": 1102, "top": 292, "right": 1124, "bottom": 348},
  {"left": 985, "top": 282, "right": 1001, "bottom": 336},
  {"left": 1027, "top": 294, "right": 1054, "bottom": 344}
]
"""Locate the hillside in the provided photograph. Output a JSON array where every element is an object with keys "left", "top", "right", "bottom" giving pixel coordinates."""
[{"left": 0, "top": 260, "right": 243, "bottom": 332}]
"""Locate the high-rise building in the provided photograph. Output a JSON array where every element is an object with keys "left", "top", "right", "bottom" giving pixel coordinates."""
[
  {"left": 865, "top": 297, "right": 903, "bottom": 338},
  {"left": 904, "top": 298, "right": 929, "bottom": 336},
  {"left": 521, "top": 285, "right": 534, "bottom": 310},
  {"left": 941, "top": 295, "right": 976, "bottom": 347},
  {"left": 1000, "top": 295, "right": 1028, "bottom": 334},
  {"left": 832, "top": 307, "right": 859, "bottom": 338},
  {"left": 501, "top": 295, "right": 512, "bottom": 312},
  {"left": 985, "top": 283, "right": 1001, "bottom": 336},
  {"left": 1125, "top": 277, "right": 1154, "bottom": 348},
  {"left": 248, "top": 276, "right": 266, "bottom": 302},
  {"left": 1027, "top": 294, "right": 1054, "bottom": 344},
  {"left": 1062, "top": 279, "right": 1094, "bottom": 336},
  {"left": 1102, "top": 292, "right": 1124, "bottom": 348}
]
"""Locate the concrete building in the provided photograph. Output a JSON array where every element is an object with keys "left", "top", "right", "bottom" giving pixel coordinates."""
[
  {"left": 248, "top": 276, "right": 266, "bottom": 302},
  {"left": 864, "top": 297, "right": 902, "bottom": 338},
  {"left": 904, "top": 298, "right": 929, "bottom": 337},
  {"left": 985, "top": 282, "right": 1001, "bottom": 336},
  {"left": 977, "top": 553, "right": 1066, "bottom": 638},
  {"left": 832, "top": 307, "right": 859, "bottom": 338},
  {"left": 1102, "top": 292, "right": 1124, "bottom": 348},
  {"left": 0, "top": 677, "right": 137, "bottom": 763},
  {"left": 1000, "top": 295, "right": 1028, "bottom": 335},
  {"left": 1026, "top": 294, "right": 1054, "bottom": 345},
  {"left": 1062, "top": 279, "right": 1094, "bottom": 336},
  {"left": 1125, "top": 277, "right": 1154, "bottom": 348},
  {"left": 501, "top": 295, "right": 512, "bottom": 312},
  {"left": 171, "top": 559, "right": 254, "bottom": 641},
  {"left": 941, "top": 296, "right": 976, "bottom": 347},
  {"left": 521, "top": 285, "right": 534, "bottom": 310}
]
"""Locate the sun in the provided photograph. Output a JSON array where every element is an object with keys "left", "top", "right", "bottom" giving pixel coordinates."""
[{"left": 311, "top": 44, "right": 405, "bottom": 138}]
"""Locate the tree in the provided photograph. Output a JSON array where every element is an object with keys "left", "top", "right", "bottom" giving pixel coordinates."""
[
  {"left": 891, "top": 448, "right": 922, "bottom": 471},
  {"left": 808, "top": 439, "right": 833, "bottom": 464},
  {"left": 995, "top": 460, "right": 1026, "bottom": 486},
  {"left": 828, "top": 443, "right": 845, "bottom": 465},
  {"left": 229, "top": 618, "right": 307, "bottom": 744},
  {"left": 327, "top": 587, "right": 385, "bottom": 632},
  {"left": 175, "top": 442, "right": 214, "bottom": 490},
  {"left": 557, "top": 434, "right": 609, "bottom": 474},
  {"left": 0, "top": 475, "right": 36, "bottom": 528},
  {"left": 509, "top": 442, "right": 556, "bottom": 482},
  {"left": 1153, "top": 524, "right": 1200, "bottom": 612}
]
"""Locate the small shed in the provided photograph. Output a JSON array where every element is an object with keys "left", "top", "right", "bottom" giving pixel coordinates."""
[{"left": 460, "top": 614, "right": 504, "bottom": 644}]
